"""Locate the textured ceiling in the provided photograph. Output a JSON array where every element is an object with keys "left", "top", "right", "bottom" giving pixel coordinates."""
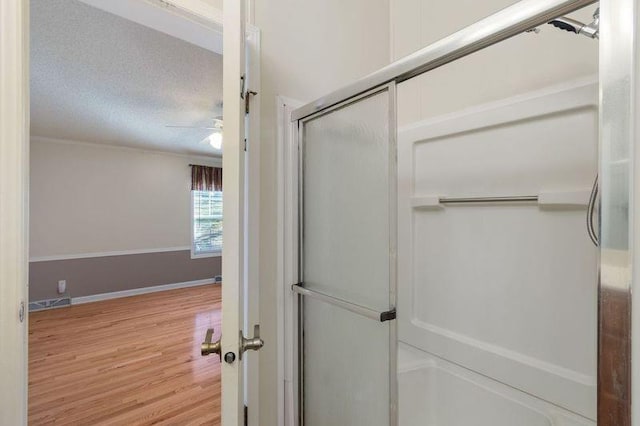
[{"left": 31, "top": 0, "right": 223, "bottom": 156}]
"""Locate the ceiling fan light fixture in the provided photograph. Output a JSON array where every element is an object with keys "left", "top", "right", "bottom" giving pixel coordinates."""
[{"left": 208, "top": 132, "right": 223, "bottom": 150}]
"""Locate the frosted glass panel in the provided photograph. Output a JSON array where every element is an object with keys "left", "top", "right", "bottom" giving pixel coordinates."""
[
  {"left": 304, "top": 298, "right": 390, "bottom": 426},
  {"left": 303, "top": 90, "right": 391, "bottom": 312},
  {"left": 301, "top": 89, "right": 393, "bottom": 426}
]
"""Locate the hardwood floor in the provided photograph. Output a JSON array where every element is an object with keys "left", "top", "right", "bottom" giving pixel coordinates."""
[{"left": 29, "top": 285, "right": 222, "bottom": 425}]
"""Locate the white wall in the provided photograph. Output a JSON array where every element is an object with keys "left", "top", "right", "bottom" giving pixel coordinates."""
[
  {"left": 254, "top": 1, "right": 390, "bottom": 425},
  {"left": 392, "top": 0, "right": 599, "bottom": 124},
  {"left": 201, "top": 0, "right": 223, "bottom": 11},
  {"left": 30, "top": 138, "right": 221, "bottom": 258}
]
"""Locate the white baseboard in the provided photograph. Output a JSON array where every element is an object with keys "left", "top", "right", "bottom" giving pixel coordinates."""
[{"left": 71, "top": 278, "right": 217, "bottom": 305}]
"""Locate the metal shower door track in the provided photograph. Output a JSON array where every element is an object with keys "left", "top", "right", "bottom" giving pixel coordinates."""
[{"left": 290, "top": 0, "right": 597, "bottom": 122}]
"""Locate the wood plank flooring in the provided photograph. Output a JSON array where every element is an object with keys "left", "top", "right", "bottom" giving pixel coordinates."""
[{"left": 29, "top": 285, "right": 222, "bottom": 425}]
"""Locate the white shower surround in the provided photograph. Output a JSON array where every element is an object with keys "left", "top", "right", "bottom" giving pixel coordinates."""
[
  {"left": 397, "top": 78, "right": 598, "bottom": 425},
  {"left": 398, "top": 344, "right": 593, "bottom": 425}
]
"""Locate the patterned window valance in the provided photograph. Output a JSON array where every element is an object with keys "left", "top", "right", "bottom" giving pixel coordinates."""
[{"left": 190, "top": 165, "right": 222, "bottom": 192}]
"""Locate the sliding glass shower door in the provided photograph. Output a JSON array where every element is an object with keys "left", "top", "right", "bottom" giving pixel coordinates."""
[{"left": 292, "top": 84, "right": 397, "bottom": 426}]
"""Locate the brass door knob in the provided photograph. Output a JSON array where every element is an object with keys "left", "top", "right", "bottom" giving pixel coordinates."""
[
  {"left": 239, "top": 324, "right": 264, "bottom": 360},
  {"left": 201, "top": 328, "right": 222, "bottom": 361}
]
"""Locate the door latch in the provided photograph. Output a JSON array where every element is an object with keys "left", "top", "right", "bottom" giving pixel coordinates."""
[
  {"left": 18, "top": 301, "right": 25, "bottom": 323},
  {"left": 239, "top": 324, "right": 264, "bottom": 360},
  {"left": 201, "top": 328, "right": 222, "bottom": 361}
]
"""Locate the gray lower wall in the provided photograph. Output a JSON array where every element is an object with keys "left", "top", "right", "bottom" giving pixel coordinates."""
[{"left": 29, "top": 250, "right": 221, "bottom": 301}]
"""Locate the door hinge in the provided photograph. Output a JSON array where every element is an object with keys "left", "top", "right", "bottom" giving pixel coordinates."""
[
  {"left": 240, "top": 74, "right": 258, "bottom": 114},
  {"left": 244, "top": 405, "right": 248, "bottom": 426},
  {"left": 244, "top": 90, "right": 258, "bottom": 114},
  {"left": 244, "top": 138, "right": 247, "bottom": 152}
]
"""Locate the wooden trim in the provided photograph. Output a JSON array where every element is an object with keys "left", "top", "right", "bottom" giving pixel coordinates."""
[
  {"left": 0, "top": 0, "right": 29, "bottom": 424},
  {"left": 71, "top": 278, "right": 217, "bottom": 305},
  {"left": 31, "top": 136, "right": 223, "bottom": 163},
  {"left": 30, "top": 246, "right": 193, "bottom": 263},
  {"left": 221, "top": 0, "right": 246, "bottom": 423},
  {"left": 77, "top": 0, "right": 223, "bottom": 54},
  {"left": 245, "top": 24, "right": 262, "bottom": 426},
  {"left": 163, "top": 0, "right": 224, "bottom": 28},
  {"left": 277, "top": 96, "right": 304, "bottom": 426}
]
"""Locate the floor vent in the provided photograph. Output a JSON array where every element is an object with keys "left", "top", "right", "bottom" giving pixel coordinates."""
[
  {"left": 29, "top": 296, "right": 72, "bottom": 312},
  {"left": 214, "top": 275, "right": 222, "bottom": 283}
]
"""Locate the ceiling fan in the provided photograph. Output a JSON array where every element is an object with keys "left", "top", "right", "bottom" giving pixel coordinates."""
[{"left": 166, "top": 116, "right": 224, "bottom": 149}]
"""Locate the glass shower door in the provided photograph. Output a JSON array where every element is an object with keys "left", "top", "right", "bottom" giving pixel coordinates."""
[{"left": 292, "top": 84, "right": 397, "bottom": 426}]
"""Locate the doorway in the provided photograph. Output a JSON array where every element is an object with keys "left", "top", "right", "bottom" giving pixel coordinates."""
[
  {"left": 0, "top": 0, "right": 261, "bottom": 424},
  {"left": 28, "top": 0, "right": 225, "bottom": 423}
]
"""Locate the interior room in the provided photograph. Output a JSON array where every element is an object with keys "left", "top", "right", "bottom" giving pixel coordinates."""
[
  {"left": 3, "top": 0, "right": 639, "bottom": 425},
  {"left": 27, "top": 0, "right": 225, "bottom": 423}
]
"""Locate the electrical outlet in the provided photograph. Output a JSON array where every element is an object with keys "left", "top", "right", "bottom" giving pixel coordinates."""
[{"left": 58, "top": 280, "right": 66, "bottom": 294}]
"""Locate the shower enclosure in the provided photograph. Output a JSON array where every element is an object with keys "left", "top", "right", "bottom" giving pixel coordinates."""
[{"left": 283, "top": 0, "right": 636, "bottom": 424}]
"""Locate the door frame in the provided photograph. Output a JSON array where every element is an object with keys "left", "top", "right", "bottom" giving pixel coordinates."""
[
  {"left": 244, "top": 22, "right": 262, "bottom": 426},
  {"left": 293, "top": 83, "right": 398, "bottom": 426},
  {"left": 0, "top": 1, "right": 29, "bottom": 425},
  {"left": 0, "top": 0, "right": 261, "bottom": 424},
  {"left": 277, "top": 96, "right": 303, "bottom": 426},
  {"left": 279, "top": 81, "right": 399, "bottom": 424}
]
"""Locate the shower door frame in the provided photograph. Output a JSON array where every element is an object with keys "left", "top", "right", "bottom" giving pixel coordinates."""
[
  {"left": 293, "top": 82, "right": 398, "bottom": 426},
  {"left": 285, "top": 0, "right": 638, "bottom": 425}
]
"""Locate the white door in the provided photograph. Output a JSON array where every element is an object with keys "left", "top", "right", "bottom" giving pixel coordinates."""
[
  {"left": 0, "top": 0, "right": 29, "bottom": 425},
  {"left": 204, "top": 1, "right": 263, "bottom": 425}
]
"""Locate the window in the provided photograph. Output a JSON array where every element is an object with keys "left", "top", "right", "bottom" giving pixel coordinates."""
[{"left": 191, "top": 190, "right": 223, "bottom": 257}]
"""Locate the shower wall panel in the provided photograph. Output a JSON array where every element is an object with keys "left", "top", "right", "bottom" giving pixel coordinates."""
[{"left": 397, "top": 81, "right": 598, "bottom": 422}]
